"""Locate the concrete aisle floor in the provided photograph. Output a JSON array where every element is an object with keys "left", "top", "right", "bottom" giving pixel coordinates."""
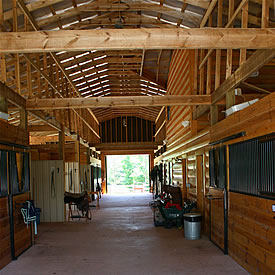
[{"left": 1, "top": 194, "right": 248, "bottom": 275}]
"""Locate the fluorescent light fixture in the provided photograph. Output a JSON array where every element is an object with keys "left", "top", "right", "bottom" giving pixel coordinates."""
[{"left": 181, "top": 121, "right": 190, "bottom": 128}]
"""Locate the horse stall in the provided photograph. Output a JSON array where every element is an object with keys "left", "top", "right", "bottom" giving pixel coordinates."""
[
  {"left": 32, "top": 160, "right": 64, "bottom": 222},
  {"left": 65, "top": 162, "right": 80, "bottom": 193},
  {"left": 0, "top": 120, "right": 32, "bottom": 269},
  {"left": 80, "top": 164, "right": 91, "bottom": 193},
  {"left": 65, "top": 163, "right": 92, "bottom": 193}
]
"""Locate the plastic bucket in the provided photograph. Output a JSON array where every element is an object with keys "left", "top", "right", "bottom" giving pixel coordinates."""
[{"left": 183, "top": 213, "right": 202, "bottom": 240}]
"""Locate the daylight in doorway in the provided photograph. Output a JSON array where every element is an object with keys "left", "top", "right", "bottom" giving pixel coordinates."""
[{"left": 106, "top": 155, "right": 150, "bottom": 194}]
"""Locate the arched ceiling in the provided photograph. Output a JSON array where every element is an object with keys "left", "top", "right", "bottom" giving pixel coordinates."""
[{"left": 2, "top": 0, "right": 274, "bottom": 125}]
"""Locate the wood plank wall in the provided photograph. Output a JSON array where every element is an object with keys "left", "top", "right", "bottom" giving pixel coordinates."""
[
  {"left": 155, "top": 108, "right": 166, "bottom": 143},
  {"left": 13, "top": 193, "right": 31, "bottom": 257},
  {"left": 186, "top": 153, "right": 197, "bottom": 201},
  {"left": 31, "top": 143, "right": 95, "bottom": 164},
  {"left": 100, "top": 116, "right": 155, "bottom": 143},
  {"left": 172, "top": 160, "right": 182, "bottom": 186},
  {"left": 0, "top": 119, "right": 29, "bottom": 146},
  {"left": 0, "top": 197, "right": 11, "bottom": 270},
  {"left": 0, "top": 120, "right": 31, "bottom": 270},
  {"left": 166, "top": 50, "right": 194, "bottom": 149},
  {"left": 32, "top": 160, "right": 64, "bottom": 222},
  {"left": 229, "top": 192, "right": 275, "bottom": 274},
  {"left": 203, "top": 152, "right": 210, "bottom": 235}
]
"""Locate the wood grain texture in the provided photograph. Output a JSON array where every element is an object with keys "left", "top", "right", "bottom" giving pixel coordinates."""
[
  {"left": 1, "top": 29, "right": 275, "bottom": 53},
  {"left": 0, "top": 197, "right": 11, "bottom": 270},
  {"left": 13, "top": 193, "right": 32, "bottom": 257},
  {"left": 229, "top": 192, "right": 275, "bottom": 274},
  {"left": 0, "top": 119, "right": 29, "bottom": 146}
]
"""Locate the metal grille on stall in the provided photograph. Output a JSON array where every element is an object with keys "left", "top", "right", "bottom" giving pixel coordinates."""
[{"left": 186, "top": 154, "right": 196, "bottom": 201}]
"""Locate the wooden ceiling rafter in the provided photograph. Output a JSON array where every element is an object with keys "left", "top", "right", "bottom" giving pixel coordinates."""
[{"left": 16, "top": 0, "right": 100, "bottom": 129}]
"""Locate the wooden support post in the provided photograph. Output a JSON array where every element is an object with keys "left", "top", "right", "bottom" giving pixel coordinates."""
[
  {"left": 59, "top": 124, "right": 65, "bottom": 160},
  {"left": 0, "top": 0, "right": 5, "bottom": 83},
  {"left": 20, "top": 108, "right": 28, "bottom": 130},
  {"left": 199, "top": 50, "right": 205, "bottom": 95},
  {"left": 86, "top": 148, "right": 90, "bottom": 165},
  {"left": 206, "top": 15, "right": 212, "bottom": 95},
  {"left": 182, "top": 159, "right": 187, "bottom": 201},
  {"left": 240, "top": 2, "right": 248, "bottom": 65},
  {"left": 215, "top": 0, "right": 223, "bottom": 89},
  {"left": 196, "top": 155, "right": 204, "bottom": 215},
  {"left": 226, "top": 90, "right": 236, "bottom": 109},
  {"left": 226, "top": 0, "right": 234, "bottom": 75},
  {"left": 101, "top": 153, "right": 106, "bottom": 194},
  {"left": 226, "top": 0, "right": 235, "bottom": 108},
  {"left": 210, "top": 105, "right": 218, "bottom": 126},
  {"left": 13, "top": 0, "right": 21, "bottom": 95},
  {"left": 76, "top": 136, "right": 81, "bottom": 191},
  {"left": 261, "top": 0, "right": 269, "bottom": 28},
  {"left": 0, "top": 95, "right": 8, "bottom": 113}
]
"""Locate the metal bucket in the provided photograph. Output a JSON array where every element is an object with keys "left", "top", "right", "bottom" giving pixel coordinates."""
[{"left": 183, "top": 213, "right": 202, "bottom": 240}]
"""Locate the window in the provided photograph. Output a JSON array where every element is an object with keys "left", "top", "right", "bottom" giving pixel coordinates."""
[
  {"left": 229, "top": 134, "right": 274, "bottom": 197},
  {"left": 9, "top": 151, "right": 30, "bottom": 195},
  {"left": 209, "top": 146, "right": 226, "bottom": 189}
]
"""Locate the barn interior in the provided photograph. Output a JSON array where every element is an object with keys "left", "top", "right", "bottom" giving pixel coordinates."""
[{"left": 0, "top": 0, "right": 274, "bottom": 274}]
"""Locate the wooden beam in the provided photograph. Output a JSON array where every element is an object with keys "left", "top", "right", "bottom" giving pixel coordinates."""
[
  {"left": 29, "top": 110, "right": 61, "bottom": 131},
  {"left": 200, "top": 0, "right": 217, "bottom": 27},
  {"left": 23, "top": 54, "right": 100, "bottom": 139},
  {"left": 212, "top": 49, "right": 275, "bottom": 104},
  {"left": 1, "top": 29, "right": 275, "bottom": 53},
  {"left": 16, "top": 0, "right": 99, "bottom": 126},
  {"left": 199, "top": 0, "right": 249, "bottom": 69},
  {"left": 59, "top": 124, "right": 65, "bottom": 160},
  {"left": 95, "top": 141, "right": 161, "bottom": 151},
  {"left": 0, "top": 95, "right": 7, "bottom": 113},
  {"left": 20, "top": 108, "right": 28, "bottom": 130},
  {"left": 0, "top": 81, "right": 26, "bottom": 108},
  {"left": 140, "top": 49, "right": 145, "bottom": 76},
  {"left": 155, "top": 106, "right": 165, "bottom": 123},
  {"left": 28, "top": 125, "right": 58, "bottom": 132},
  {"left": 262, "top": 0, "right": 269, "bottom": 28},
  {"left": 0, "top": 0, "right": 6, "bottom": 83},
  {"left": 241, "top": 82, "right": 272, "bottom": 94},
  {"left": 4, "top": 0, "right": 64, "bottom": 21},
  {"left": 240, "top": 2, "right": 248, "bottom": 65},
  {"left": 26, "top": 95, "right": 212, "bottom": 110}
]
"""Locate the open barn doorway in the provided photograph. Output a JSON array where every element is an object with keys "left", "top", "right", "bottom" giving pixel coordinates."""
[{"left": 106, "top": 155, "right": 150, "bottom": 194}]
